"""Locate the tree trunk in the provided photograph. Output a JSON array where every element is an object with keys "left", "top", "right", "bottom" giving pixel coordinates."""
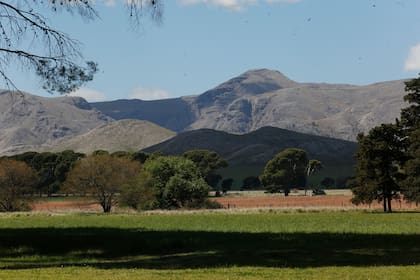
[
  {"left": 101, "top": 200, "right": 112, "bottom": 213},
  {"left": 383, "top": 198, "right": 387, "bottom": 212},
  {"left": 387, "top": 196, "right": 392, "bottom": 213},
  {"left": 102, "top": 204, "right": 111, "bottom": 213}
]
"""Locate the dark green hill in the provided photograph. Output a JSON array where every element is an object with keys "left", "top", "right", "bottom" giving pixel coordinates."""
[{"left": 144, "top": 127, "right": 358, "bottom": 188}]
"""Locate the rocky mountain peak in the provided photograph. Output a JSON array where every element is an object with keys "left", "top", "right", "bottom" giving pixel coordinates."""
[
  {"left": 239, "top": 68, "right": 298, "bottom": 89},
  {"left": 196, "top": 68, "right": 298, "bottom": 107}
]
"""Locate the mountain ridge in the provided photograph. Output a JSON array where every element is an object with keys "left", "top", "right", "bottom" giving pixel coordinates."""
[
  {"left": 92, "top": 68, "right": 407, "bottom": 141},
  {"left": 0, "top": 91, "right": 176, "bottom": 155}
]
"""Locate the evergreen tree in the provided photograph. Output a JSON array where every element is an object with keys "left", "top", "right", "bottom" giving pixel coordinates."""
[
  {"left": 350, "top": 124, "right": 404, "bottom": 212},
  {"left": 400, "top": 76, "right": 420, "bottom": 202}
]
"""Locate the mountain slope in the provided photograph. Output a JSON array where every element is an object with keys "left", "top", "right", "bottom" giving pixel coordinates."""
[
  {"left": 0, "top": 90, "right": 111, "bottom": 155},
  {"left": 144, "top": 126, "right": 358, "bottom": 186},
  {"left": 92, "top": 69, "right": 407, "bottom": 141},
  {"left": 48, "top": 119, "right": 176, "bottom": 154},
  {"left": 91, "top": 97, "right": 195, "bottom": 132},
  {"left": 145, "top": 126, "right": 357, "bottom": 166}
]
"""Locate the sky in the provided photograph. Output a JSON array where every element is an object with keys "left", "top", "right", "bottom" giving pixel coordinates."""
[{"left": 5, "top": 0, "right": 420, "bottom": 101}]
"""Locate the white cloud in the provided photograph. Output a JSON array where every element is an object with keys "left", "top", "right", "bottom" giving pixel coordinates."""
[
  {"left": 67, "top": 88, "right": 108, "bottom": 102},
  {"left": 178, "top": 0, "right": 301, "bottom": 11},
  {"left": 405, "top": 44, "right": 420, "bottom": 71},
  {"left": 129, "top": 86, "right": 171, "bottom": 100}
]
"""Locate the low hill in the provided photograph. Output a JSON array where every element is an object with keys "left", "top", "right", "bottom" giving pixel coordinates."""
[
  {"left": 46, "top": 119, "right": 176, "bottom": 154},
  {"left": 144, "top": 126, "right": 358, "bottom": 187},
  {"left": 0, "top": 90, "right": 111, "bottom": 155}
]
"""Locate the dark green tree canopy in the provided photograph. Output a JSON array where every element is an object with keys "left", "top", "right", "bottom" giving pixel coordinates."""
[
  {"left": 400, "top": 77, "right": 420, "bottom": 130},
  {"left": 260, "top": 148, "right": 309, "bottom": 195},
  {"left": 402, "top": 128, "right": 420, "bottom": 202},
  {"left": 399, "top": 75, "right": 420, "bottom": 203},
  {"left": 143, "top": 156, "right": 210, "bottom": 209},
  {"left": 350, "top": 124, "right": 404, "bottom": 212},
  {"left": 8, "top": 150, "right": 84, "bottom": 196},
  {"left": 242, "top": 176, "right": 261, "bottom": 190},
  {"left": 183, "top": 150, "right": 228, "bottom": 186},
  {"left": 321, "top": 177, "right": 335, "bottom": 189},
  {"left": 221, "top": 178, "right": 234, "bottom": 194}
]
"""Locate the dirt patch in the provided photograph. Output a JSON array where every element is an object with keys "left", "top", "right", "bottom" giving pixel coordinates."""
[
  {"left": 212, "top": 195, "right": 419, "bottom": 210},
  {"left": 30, "top": 200, "right": 101, "bottom": 212},
  {"left": 30, "top": 195, "right": 419, "bottom": 212}
]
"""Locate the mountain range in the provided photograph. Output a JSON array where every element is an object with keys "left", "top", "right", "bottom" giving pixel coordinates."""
[
  {"left": 0, "top": 67, "right": 410, "bottom": 180},
  {"left": 92, "top": 69, "right": 407, "bottom": 141},
  {"left": 0, "top": 91, "right": 174, "bottom": 155}
]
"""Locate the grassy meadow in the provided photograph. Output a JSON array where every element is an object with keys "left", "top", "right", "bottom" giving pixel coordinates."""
[{"left": 0, "top": 211, "right": 419, "bottom": 279}]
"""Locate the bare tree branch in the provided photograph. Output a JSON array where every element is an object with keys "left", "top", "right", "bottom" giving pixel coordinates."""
[{"left": 0, "top": 0, "right": 163, "bottom": 94}]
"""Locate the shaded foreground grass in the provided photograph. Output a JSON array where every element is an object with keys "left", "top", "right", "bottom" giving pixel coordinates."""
[
  {"left": 2, "top": 266, "right": 420, "bottom": 280},
  {"left": 0, "top": 211, "right": 419, "bottom": 278}
]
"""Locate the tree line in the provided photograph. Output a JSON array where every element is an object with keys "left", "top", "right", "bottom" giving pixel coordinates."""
[
  {"left": 0, "top": 150, "right": 230, "bottom": 212},
  {"left": 0, "top": 146, "right": 326, "bottom": 212}
]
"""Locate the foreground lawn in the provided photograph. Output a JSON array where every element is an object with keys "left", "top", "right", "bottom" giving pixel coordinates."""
[{"left": 0, "top": 211, "right": 419, "bottom": 279}]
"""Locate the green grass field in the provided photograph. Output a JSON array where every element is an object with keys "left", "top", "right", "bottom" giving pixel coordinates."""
[{"left": 0, "top": 211, "right": 419, "bottom": 279}]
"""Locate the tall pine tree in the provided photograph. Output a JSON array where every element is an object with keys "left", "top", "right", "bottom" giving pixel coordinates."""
[
  {"left": 351, "top": 124, "right": 404, "bottom": 212},
  {"left": 401, "top": 77, "right": 420, "bottom": 203}
]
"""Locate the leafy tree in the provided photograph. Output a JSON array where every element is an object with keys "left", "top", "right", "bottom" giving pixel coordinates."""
[
  {"left": 260, "top": 148, "right": 309, "bottom": 195},
  {"left": 8, "top": 150, "right": 84, "bottom": 196},
  {"left": 183, "top": 150, "right": 228, "bottom": 187},
  {"left": 242, "top": 176, "right": 261, "bottom": 190},
  {"left": 221, "top": 178, "right": 234, "bottom": 194},
  {"left": 92, "top": 150, "right": 109, "bottom": 156},
  {"left": 119, "top": 171, "right": 156, "bottom": 210},
  {"left": 8, "top": 151, "right": 38, "bottom": 166},
  {"left": 111, "top": 151, "right": 132, "bottom": 158},
  {"left": 0, "top": 1, "right": 162, "bottom": 93},
  {"left": 321, "top": 177, "right": 335, "bottom": 189},
  {"left": 131, "top": 151, "right": 150, "bottom": 164},
  {"left": 63, "top": 154, "right": 141, "bottom": 213},
  {"left": 143, "top": 156, "right": 210, "bottom": 209},
  {"left": 350, "top": 124, "right": 404, "bottom": 212},
  {"left": 0, "top": 159, "right": 37, "bottom": 211},
  {"left": 32, "top": 152, "right": 59, "bottom": 196},
  {"left": 54, "top": 150, "right": 85, "bottom": 186}
]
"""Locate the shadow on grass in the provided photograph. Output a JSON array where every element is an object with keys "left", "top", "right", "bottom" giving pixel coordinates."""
[{"left": 1, "top": 228, "right": 419, "bottom": 269}]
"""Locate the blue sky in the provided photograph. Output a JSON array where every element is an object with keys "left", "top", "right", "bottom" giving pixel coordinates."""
[{"left": 6, "top": 0, "right": 420, "bottom": 101}]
